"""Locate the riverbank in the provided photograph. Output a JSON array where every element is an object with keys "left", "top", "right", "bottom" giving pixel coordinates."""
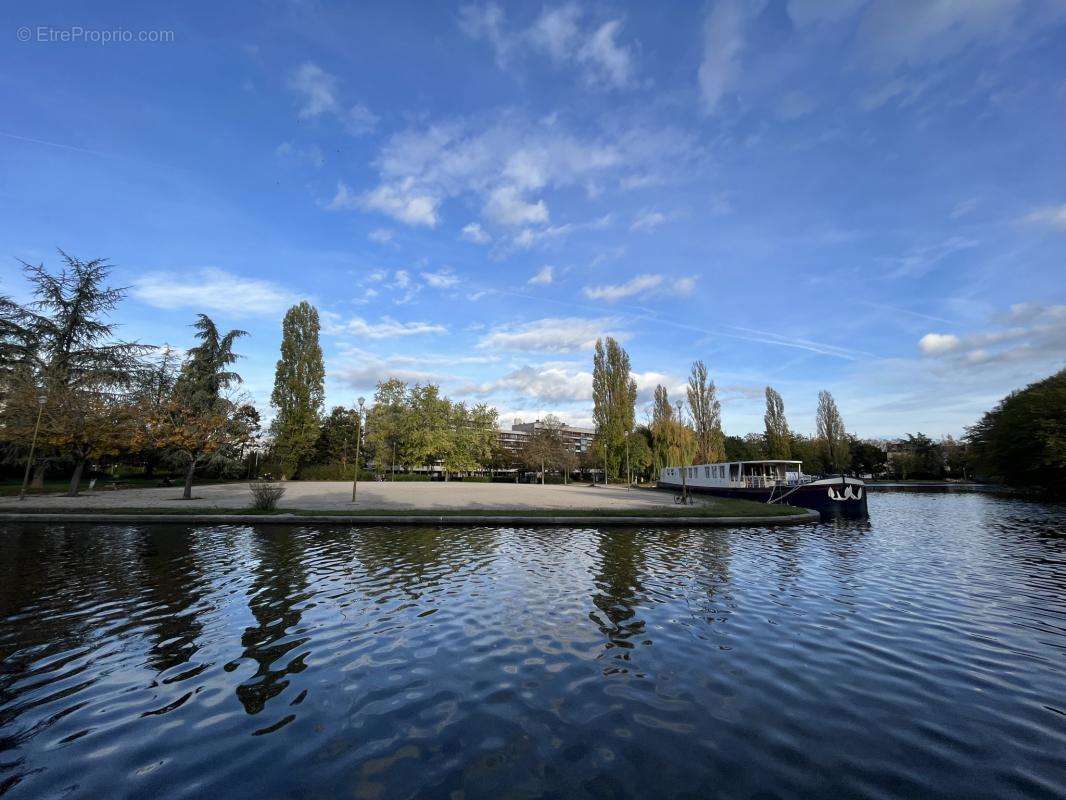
[{"left": 0, "top": 481, "right": 815, "bottom": 526}]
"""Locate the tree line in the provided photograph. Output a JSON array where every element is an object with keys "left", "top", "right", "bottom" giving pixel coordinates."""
[
  {"left": 0, "top": 256, "right": 502, "bottom": 494},
  {"left": 5, "top": 252, "right": 1054, "bottom": 495},
  {"left": 0, "top": 254, "right": 258, "bottom": 498},
  {"left": 587, "top": 335, "right": 857, "bottom": 482}
]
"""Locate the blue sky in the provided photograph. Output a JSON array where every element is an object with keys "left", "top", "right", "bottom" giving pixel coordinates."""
[{"left": 1, "top": 0, "right": 1064, "bottom": 438}]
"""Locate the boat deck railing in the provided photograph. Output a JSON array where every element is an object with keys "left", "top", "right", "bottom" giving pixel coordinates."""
[{"left": 742, "top": 476, "right": 814, "bottom": 488}]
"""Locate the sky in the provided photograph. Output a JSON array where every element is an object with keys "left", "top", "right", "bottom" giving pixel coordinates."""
[{"left": 1, "top": 0, "right": 1064, "bottom": 438}]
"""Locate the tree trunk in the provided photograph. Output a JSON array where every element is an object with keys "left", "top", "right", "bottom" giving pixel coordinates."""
[
  {"left": 31, "top": 462, "right": 47, "bottom": 489},
  {"left": 541, "top": 460, "right": 545, "bottom": 485},
  {"left": 67, "top": 459, "right": 86, "bottom": 497},
  {"left": 183, "top": 459, "right": 196, "bottom": 500}
]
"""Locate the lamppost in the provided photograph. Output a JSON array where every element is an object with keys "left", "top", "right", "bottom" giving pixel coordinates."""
[
  {"left": 625, "top": 428, "right": 631, "bottom": 490},
  {"left": 675, "top": 400, "right": 688, "bottom": 505},
  {"left": 18, "top": 398, "right": 45, "bottom": 501},
  {"left": 351, "top": 397, "right": 365, "bottom": 502}
]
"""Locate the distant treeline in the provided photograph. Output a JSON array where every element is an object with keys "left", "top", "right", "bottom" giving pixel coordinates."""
[{"left": 3, "top": 252, "right": 1059, "bottom": 495}]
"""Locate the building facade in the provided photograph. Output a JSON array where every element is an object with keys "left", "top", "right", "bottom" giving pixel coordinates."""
[{"left": 496, "top": 419, "right": 596, "bottom": 454}]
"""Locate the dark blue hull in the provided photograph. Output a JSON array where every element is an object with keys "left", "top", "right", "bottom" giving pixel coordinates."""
[{"left": 658, "top": 476, "right": 869, "bottom": 520}]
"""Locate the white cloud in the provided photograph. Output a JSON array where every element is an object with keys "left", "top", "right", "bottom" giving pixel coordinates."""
[
  {"left": 345, "top": 104, "right": 379, "bottom": 135},
  {"left": 326, "top": 315, "right": 447, "bottom": 340},
  {"left": 584, "top": 274, "right": 661, "bottom": 301},
  {"left": 484, "top": 185, "right": 549, "bottom": 226},
  {"left": 421, "top": 268, "right": 460, "bottom": 289},
  {"left": 288, "top": 62, "right": 340, "bottom": 118},
  {"left": 465, "top": 364, "right": 592, "bottom": 403},
  {"left": 918, "top": 304, "right": 1066, "bottom": 367},
  {"left": 698, "top": 0, "right": 747, "bottom": 115},
  {"left": 630, "top": 210, "right": 666, "bottom": 232},
  {"left": 854, "top": 0, "right": 1023, "bottom": 72},
  {"left": 361, "top": 179, "right": 440, "bottom": 227},
  {"left": 368, "top": 228, "right": 395, "bottom": 244},
  {"left": 326, "top": 182, "right": 359, "bottom": 211},
  {"left": 478, "top": 316, "right": 626, "bottom": 353},
  {"left": 359, "top": 111, "right": 697, "bottom": 232},
  {"left": 1020, "top": 204, "right": 1066, "bottom": 231},
  {"left": 583, "top": 273, "right": 696, "bottom": 303},
  {"left": 528, "top": 265, "right": 554, "bottom": 285},
  {"left": 464, "top": 2, "right": 637, "bottom": 89},
  {"left": 918, "top": 332, "right": 960, "bottom": 355},
  {"left": 132, "top": 269, "right": 297, "bottom": 316},
  {"left": 458, "top": 3, "right": 511, "bottom": 65},
  {"left": 577, "top": 19, "right": 636, "bottom": 88},
  {"left": 287, "top": 62, "right": 377, "bottom": 135},
  {"left": 461, "top": 222, "right": 491, "bottom": 243}
]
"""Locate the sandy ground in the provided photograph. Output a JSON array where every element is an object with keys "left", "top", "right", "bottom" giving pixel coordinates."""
[{"left": 0, "top": 480, "right": 698, "bottom": 512}]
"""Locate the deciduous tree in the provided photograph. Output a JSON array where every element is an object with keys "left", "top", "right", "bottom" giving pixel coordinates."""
[
  {"left": 592, "top": 337, "right": 636, "bottom": 482},
  {"left": 763, "top": 386, "right": 791, "bottom": 459},
  {"left": 270, "top": 302, "right": 325, "bottom": 477},
  {"left": 816, "top": 390, "right": 850, "bottom": 473},
  {"left": 687, "top": 360, "right": 725, "bottom": 463}
]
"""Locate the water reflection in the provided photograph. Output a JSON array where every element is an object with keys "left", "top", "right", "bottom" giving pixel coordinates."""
[
  {"left": 233, "top": 527, "right": 310, "bottom": 722},
  {"left": 589, "top": 530, "right": 648, "bottom": 663},
  {"left": 0, "top": 493, "right": 1064, "bottom": 799}
]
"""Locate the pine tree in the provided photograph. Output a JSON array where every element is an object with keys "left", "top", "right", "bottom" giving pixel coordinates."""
[
  {"left": 592, "top": 337, "right": 636, "bottom": 481},
  {"left": 270, "top": 302, "right": 325, "bottom": 477},
  {"left": 816, "top": 390, "right": 850, "bottom": 473},
  {"left": 763, "top": 386, "right": 791, "bottom": 459},
  {"left": 686, "top": 360, "right": 725, "bottom": 463}
]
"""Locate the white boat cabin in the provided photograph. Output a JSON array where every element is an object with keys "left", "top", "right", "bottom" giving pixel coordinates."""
[{"left": 660, "top": 460, "right": 808, "bottom": 489}]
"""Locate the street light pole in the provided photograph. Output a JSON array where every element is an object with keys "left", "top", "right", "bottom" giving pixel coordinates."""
[
  {"left": 625, "top": 430, "right": 630, "bottom": 489},
  {"left": 675, "top": 400, "right": 688, "bottom": 504},
  {"left": 18, "top": 399, "right": 45, "bottom": 501},
  {"left": 351, "top": 397, "right": 365, "bottom": 502}
]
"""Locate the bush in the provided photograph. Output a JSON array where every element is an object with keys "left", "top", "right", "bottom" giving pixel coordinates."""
[{"left": 248, "top": 480, "right": 285, "bottom": 511}]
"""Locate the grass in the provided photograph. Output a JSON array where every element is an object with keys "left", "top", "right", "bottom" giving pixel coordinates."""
[{"left": 0, "top": 496, "right": 805, "bottom": 519}]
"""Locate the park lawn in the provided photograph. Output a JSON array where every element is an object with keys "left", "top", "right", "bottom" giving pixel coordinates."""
[{"left": 0, "top": 497, "right": 805, "bottom": 518}]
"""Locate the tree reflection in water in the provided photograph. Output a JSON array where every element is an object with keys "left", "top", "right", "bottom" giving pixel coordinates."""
[{"left": 232, "top": 526, "right": 311, "bottom": 724}]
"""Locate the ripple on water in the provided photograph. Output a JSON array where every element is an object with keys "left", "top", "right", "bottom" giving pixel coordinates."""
[{"left": 0, "top": 494, "right": 1065, "bottom": 799}]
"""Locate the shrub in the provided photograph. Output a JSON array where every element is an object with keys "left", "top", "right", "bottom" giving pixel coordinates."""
[{"left": 248, "top": 480, "right": 285, "bottom": 511}]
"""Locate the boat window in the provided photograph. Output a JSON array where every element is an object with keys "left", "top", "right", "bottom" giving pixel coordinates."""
[{"left": 704, "top": 466, "right": 710, "bottom": 478}]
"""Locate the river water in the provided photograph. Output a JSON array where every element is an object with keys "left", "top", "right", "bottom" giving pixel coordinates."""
[{"left": 1, "top": 491, "right": 1064, "bottom": 799}]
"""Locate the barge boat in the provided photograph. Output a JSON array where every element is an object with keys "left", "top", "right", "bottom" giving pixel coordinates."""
[{"left": 658, "top": 459, "right": 868, "bottom": 519}]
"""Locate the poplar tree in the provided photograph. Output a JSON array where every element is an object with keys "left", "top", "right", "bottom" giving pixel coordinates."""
[
  {"left": 270, "top": 301, "right": 325, "bottom": 477},
  {"left": 686, "top": 360, "right": 725, "bottom": 463},
  {"left": 651, "top": 384, "right": 673, "bottom": 471},
  {"left": 592, "top": 337, "right": 636, "bottom": 481},
  {"left": 816, "top": 389, "right": 850, "bottom": 473},
  {"left": 764, "top": 386, "right": 792, "bottom": 459}
]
